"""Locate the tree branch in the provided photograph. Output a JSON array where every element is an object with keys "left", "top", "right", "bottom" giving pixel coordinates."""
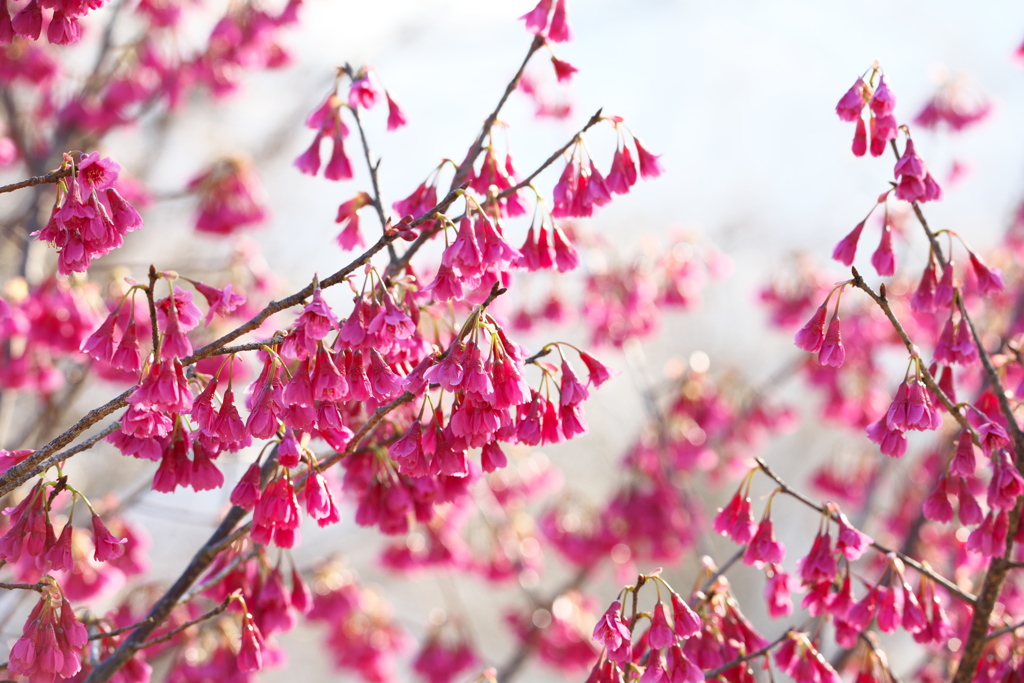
[
  {"left": 0, "top": 168, "right": 73, "bottom": 195},
  {"left": 755, "top": 457, "right": 974, "bottom": 604}
]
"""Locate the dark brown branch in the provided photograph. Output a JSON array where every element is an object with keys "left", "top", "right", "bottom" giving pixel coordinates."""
[
  {"left": 849, "top": 269, "right": 975, "bottom": 437},
  {"left": 0, "top": 185, "right": 464, "bottom": 498},
  {"left": 80, "top": 451, "right": 277, "bottom": 683},
  {"left": 0, "top": 168, "right": 73, "bottom": 195},
  {"left": 84, "top": 285, "right": 506, "bottom": 683},
  {"left": 205, "top": 337, "right": 285, "bottom": 357},
  {"left": 2, "top": 423, "right": 120, "bottom": 497},
  {"left": 452, "top": 34, "right": 544, "bottom": 189},
  {"left": 496, "top": 107, "right": 604, "bottom": 200},
  {"left": 387, "top": 35, "right": 543, "bottom": 279},
  {"left": 889, "top": 183, "right": 1021, "bottom": 683},
  {"left": 0, "top": 582, "right": 44, "bottom": 592},
  {"left": 755, "top": 457, "right": 974, "bottom": 604},
  {"left": 0, "top": 389, "right": 133, "bottom": 497}
]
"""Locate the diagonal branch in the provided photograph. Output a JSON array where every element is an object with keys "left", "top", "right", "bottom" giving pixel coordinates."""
[{"left": 755, "top": 457, "right": 974, "bottom": 604}]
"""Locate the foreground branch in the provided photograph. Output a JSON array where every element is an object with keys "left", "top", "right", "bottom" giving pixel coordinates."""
[{"left": 755, "top": 458, "right": 974, "bottom": 604}]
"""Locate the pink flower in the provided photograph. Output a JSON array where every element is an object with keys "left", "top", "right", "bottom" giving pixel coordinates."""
[
  {"left": 47, "top": 10, "right": 82, "bottom": 45},
  {"left": 592, "top": 600, "right": 631, "bottom": 660},
  {"left": 294, "top": 132, "right": 324, "bottom": 175},
  {"left": 870, "top": 224, "right": 897, "bottom": 276},
  {"left": 969, "top": 252, "right": 1004, "bottom": 294},
  {"left": 987, "top": 449, "right": 1024, "bottom": 510},
  {"left": 910, "top": 259, "right": 938, "bottom": 312},
  {"left": 191, "top": 280, "right": 246, "bottom": 325},
  {"left": 237, "top": 612, "right": 266, "bottom": 672},
  {"left": 324, "top": 131, "right": 354, "bottom": 181},
  {"left": 12, "top": 0, "right": 41, "bottom": 39},
  {"left": 831, "top": 221, "right": 864, "bottom": 266},
  {"left": 547, "top": 0, "right": 572, "bottom": 42},
  {"left": 923, "top": 475, "right": 954, "bottom": 523},
  {"left": 92, "top": 514, "right": 127, "bottom": 562},
  {"left": 551, "top": 55, "right": 578, "bottom": 82},
  {"left": 794, "top": 303, "right": 827, "bottom": 353},
  {"left": 231, "top": 462, "right": 263, "bottom": 510},
  {"left": 348, "top": 71, "right": 381, "bottom": 109},
  {"left": 817, "top": 315, "right": 845, "bottom": 368},
  {"left": 834, "top": 510, "right": 871, "bottom": 560},
  {"left": 866, "top": 418, "right": 908, "bottom": 458},
  {"left": 713, "top": 489, "right": 757, "bottom": 544},
  {"left": 949, "top": 430, "right": 977, "bottom": 477},
  {"left": 835, "top": 78, "right": 867, "bottom": 122},
  {"left": 764, "top": 568, "right": 797, "bottom": 618},
  {"left": 869, "top": 76, "right": 896, "bottom": 116},
  {"left": 520, "top": 0, "right": 552, "bottom": 34},
  {"left": 869, "top": 113, "right": 898, "bottom": 157},
  {"left": 77, "top": 152, "right": 121, "bottom": 192},
  {"left": 957, "top": 478, "right": 984, "bottom": 525},
  {"left": 385, "top": 92, "right": 407, "bottom": 130},
  {"left": 647, "top": 602, "right": 675, "bottom": 649},
  {"left": 796, "top": 532, "right": 837, "bottom": 584},
  {"left": 335, "top": 192, "right": 372, "bottom": 251},
  {"left": 851, "top": 117, "right": 867, "bottom": 157},
  {"left": 743, "top": 517, "right": 785, "bottom": 568},
  {"left": 634, "top": 139, "right": 664, "bottom": 179},
  {"left": 966, "top": 510, "right": 1009, "bottom": 557},
  {"left": 189, "top": 158, "right": 269, "bottom": 235},
  {"left": 669, "top": 591, "right": 701, "bottom": 638}
]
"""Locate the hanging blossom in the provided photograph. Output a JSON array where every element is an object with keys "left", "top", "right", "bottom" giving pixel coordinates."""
[
  {"left": 295, "top": 65, "right": 406, "bottom": 181},
  {"left": 8, "top": 578, "right": 89, "bottom": 682},
  {"left": 34, "top": 152, "right": 143, "bottom": 275}
]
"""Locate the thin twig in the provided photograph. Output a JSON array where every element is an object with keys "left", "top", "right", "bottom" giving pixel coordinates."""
[
  {"left": 204, "top": 337, "right": 285, "bottom": 357},
  {"left": 849, "top": 268, "right": 976, "bottom": 439},
  {"left": 387, "top": 35, "right": 544, "bottom": 279},
  {"left": 343, "top": 65, "right": 396, "bottom": 261},
  {"left": 3, "top": 423, "right": 121, "bottom": 495},
  {"left": 986, "top": 618, "right": 1024, "bottom": 641},
  {"left": 137, "top": 599, "right": 230, "bottom": 649},
  {"left": 178, "top": 549, "right": 260, "bottom": 606},
  {"left": 691, "top": 548, "right": 745, "bottom": 607},
  {"left": 0, "top": 168, "right": 73, "bottom": 195},
  {"left": 88, "top": 618, "right": 154, "bottom": 642},
  {"left": 0, "top": 582, "right": 44, "bottom": 592},
  {"left": 702, "top": 629, "right": 793, "bottom": 678},
  {"left": 496, "top": 107, "right": 604, "bottom": 200},
  {"left": 452, "top": 34, "right": 544, "bottom": 189},
  {"left": 755, "top": 457, "right": 974, "bottom": 604}
]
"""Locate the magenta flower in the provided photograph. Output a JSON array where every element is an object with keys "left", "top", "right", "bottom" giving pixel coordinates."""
[
  {"left": 835, "top": 78, "right": 867, "bottom": 121},
  {"left": 385, "top": 92, "right": 407, "bottom": 130},
  {"left": 794, "top": 303, "right": 828, "bottom": 353},
  {"left": 743, "top": 517, "right": 785, "bottom": 568},
  {"left": 817, "top": 315, "right": 845, "bottom": 368},
  {"left": 831, "top": 220, "right": 864, "bottom": 266},
  {"left": 870, "top": 224, "right": 897, "bottom": 276},
  {"left": 91, "top": 513, "right": 127, "bottom": 562}
]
